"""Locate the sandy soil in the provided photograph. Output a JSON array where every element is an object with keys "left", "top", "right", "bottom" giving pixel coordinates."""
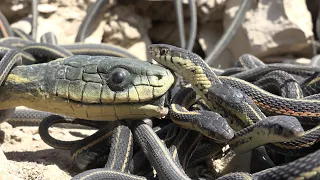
[{"left": 0, "top": 122, "right": 97, "bottom": 180}]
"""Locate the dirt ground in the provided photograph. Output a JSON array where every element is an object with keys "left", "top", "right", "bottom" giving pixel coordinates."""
[{"left": 0, "top": 121, "right": 97, "bottom": 180}]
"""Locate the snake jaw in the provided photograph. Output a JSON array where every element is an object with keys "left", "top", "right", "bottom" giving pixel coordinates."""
[
  {"left": 197, "top": 111, "right": 234, "bottom": 142},
  {"left": 283, "top": 125, "right": 305, "bottom": 139},
  {"left": 266, "top": 116, "right": 305, "bottom": 141}
]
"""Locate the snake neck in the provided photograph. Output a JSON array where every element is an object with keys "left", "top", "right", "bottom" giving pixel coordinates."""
[
  {"left": 0, "top": 62, "right": 52, "bottom": 109},
  {"left": 229, "top": 123, "right": 270, "bottom": 154}
]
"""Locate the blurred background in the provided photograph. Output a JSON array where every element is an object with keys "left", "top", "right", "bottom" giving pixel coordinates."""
[{"left": 1, "top": 0, "right": 318, "bottom": 68}]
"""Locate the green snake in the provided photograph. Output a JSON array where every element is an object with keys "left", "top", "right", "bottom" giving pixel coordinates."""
[{"left": 0, "top": 54, "right": 173, "bottom": 120}]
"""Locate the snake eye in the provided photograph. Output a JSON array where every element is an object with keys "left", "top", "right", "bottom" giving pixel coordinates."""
[
  {"left": 160, "top": 48, "right": 168, "bottom": 55},
  {"left": 111, "top": 71, "right": 125, "bottom": 84},
  {"left": 108, "top": 68, "right": 131, "bottom": 91},
  {"left": 274, "top": 124, "right": 283, "bottom": 135}
]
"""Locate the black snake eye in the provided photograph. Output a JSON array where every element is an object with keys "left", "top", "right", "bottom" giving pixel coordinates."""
[
  {"left": 274, "top": 124, "right": 283, "bottom": 134},
  {"left": 160, "top": 48, "right": 168, "bottom": 55},
  {"left": 111, "top": 71, "right": 125, "bottom": 84},
  {"left": 108, "top": 68, "right": 131, "bottom": 91}
]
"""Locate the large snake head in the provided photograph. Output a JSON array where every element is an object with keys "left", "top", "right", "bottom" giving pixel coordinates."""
[
  {"left": 260, "top": 115, "right": 305, "bottom": 141},
  {"left": 208, "top": 83, "right": 245, "bottom": 106},
  {"left": 0, "top": 56, "right": 175, "bottom": 120},
  {"left": 208, "top": 83, "right": 265, "bottom": 130}
]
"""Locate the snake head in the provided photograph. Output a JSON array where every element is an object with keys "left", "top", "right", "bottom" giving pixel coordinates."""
[
  {"left": 208, "top": 83, "right": 246, "bottom": 107},
  {"left": 194, "top": 110, "right": 234, "bottom": 142},
  {"left": 148, "top": 44, "right": 193, "bottom": 60},
  {"left": 260, "top": 115, "right": 305, "bottom": 141}
]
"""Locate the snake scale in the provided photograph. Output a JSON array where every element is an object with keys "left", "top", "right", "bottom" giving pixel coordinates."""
[{"left": 0, "top": 0, "right": 319, "bottom": 180}]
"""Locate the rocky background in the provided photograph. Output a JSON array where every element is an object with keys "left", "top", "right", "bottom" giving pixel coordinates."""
[{"left": 0, "top": 0, "right": 319, "bottom": 179}]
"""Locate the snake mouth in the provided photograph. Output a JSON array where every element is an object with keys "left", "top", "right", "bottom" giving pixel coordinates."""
[{"left": 284, "top": 127, "right": 305, "bottom": 138}]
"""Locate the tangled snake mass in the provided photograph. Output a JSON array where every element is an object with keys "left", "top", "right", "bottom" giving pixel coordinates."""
[{"left": 0, "top": 0, "right": 320, "bottom": 180}]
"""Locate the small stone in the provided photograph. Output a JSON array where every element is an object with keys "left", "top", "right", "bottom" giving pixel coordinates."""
[
  {"left": 32, "top": 144, "right": 39, "bottom": 148},
  {"left": 10, "top": 131, "right": 24, "bottom": 142},
  {"left": 110, "top": 32, "right": 124, "bottom": 43},
  {"left": 38, "top": 4, "right": 58, "bottom": 14},
  {"left": 11, "top": 19, "right": 32, "bottom": 34},
  {"left": 128, "top": 40, "right": 149, "bottom": 61},
  {"left": 0, "top": 122, "right": 13, "bottom": 130},
  {"left": 122, "top": 22, "right": 140, "bottom": 39},
  {"left": 32, "top": 134, "right": 41, "bottom": 141},
  {"left": 295, "top": 57, "right": 311, "bottom": 64},
  {"left": 109, "top": 20, "right": 120, "bottom": 30},
  {"left": 11, "top": 4, "right": 24, "bottom": 11},
  {"left": 19, "top": 127, "right": 37, "bottom": 134},
  {"left": 104, "top": 24, "right": 113, "bottom": 34}
]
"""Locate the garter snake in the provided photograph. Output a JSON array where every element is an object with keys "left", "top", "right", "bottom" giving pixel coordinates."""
[
  {"left": 148, "top": 44, "right": 320, "bottom": 126},
  {"left": 72, "top": 120, "right": 192, "bottom": 180},
  {"left": 216, "top": 147, "right": 320, "bottom": 180},
  {"left": 12, "top": 28, "right": 34, "bottom": 41},
  {"left": 253, "top": 70, "right": 303, "bottom": 99},
  {"left": 168, "top": 85, "right": 304, "bottom": 165},
  {"left": 68, "top": 42, "right": 305, "bottom": 179},
  {"left": 0, "top": 53, "right": 173, "bottom": 120},
  {"left": 40, "top": 32, "right": 58, "bottom": 45},
  {"left": 148, "top": 44, "right": 266, "bottom": 131},
  {"left": 0, "top": 11, "right": 13, "bottom": 38},
  {"left": 38, "top": 114, "right": 133, "bottom": 171},
  {"left": 0, "top": 0, "right": 319, "bottom": 179},
  {"left": 147, "top": 44, "right": 319, "bottom": 163}
]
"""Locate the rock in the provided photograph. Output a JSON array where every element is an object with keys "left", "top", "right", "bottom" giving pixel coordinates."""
[
  {"left": 10, "top": 130, "right": 25, "bottom": 142},
  {"left": 224, "top": 0, "right": 314, "bottom": 61},
  {"left": 7, "top": 161, "right": 44, "bottom": 179},
  {"left": 32, "top": 134, "right": 41, "bottom": 141},
  {"left": 128, "top": 40, "right": 150, "bottom": 61},
  {"left": 122, "top": 22, "right": 141, "bottom": 39},
  {"left": 0, "top": 122, "right": 13, "bottom": 130},
  {"left": 37, "top": 7, "right": 86, "bottom": 43},
  {"left": 19, "top": 127, "right": 39, "bottom": 135},
  {"left": 38, "top": 4, "right": 58, "bottom": 14},
  {"left": 43, "top": 165, "right": 71, "bottom": 179},
  {"left": 83, "top": 20, "right": 106, "bottom": 43},
  {"left": 102, "top": 5, "right": 151, "bottom": 60}
]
